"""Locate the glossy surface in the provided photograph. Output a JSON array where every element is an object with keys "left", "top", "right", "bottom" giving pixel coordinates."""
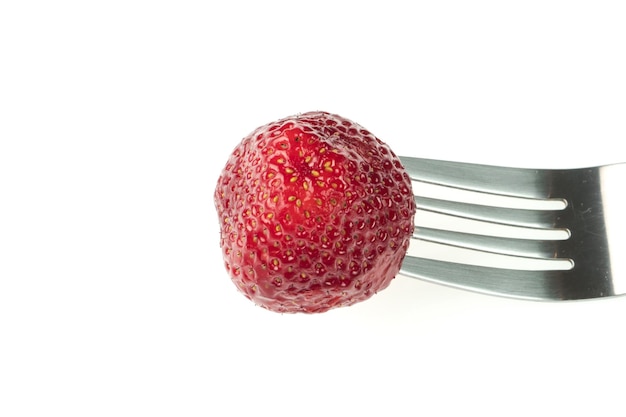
[
  {"left": 399, "top": 156, "right": 626, "bottom": 300},
  {"left": 214, "top": 112, "right": 415, "bottom": 313}
]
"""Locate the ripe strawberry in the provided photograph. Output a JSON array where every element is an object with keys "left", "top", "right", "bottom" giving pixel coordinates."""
[{"left": 214, "top": 111, "right": 416, "bottom": 313}]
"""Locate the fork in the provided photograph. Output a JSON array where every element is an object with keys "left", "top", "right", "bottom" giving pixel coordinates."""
[{"left": 397, "top": 156, "right": 626, "bottom": 301}]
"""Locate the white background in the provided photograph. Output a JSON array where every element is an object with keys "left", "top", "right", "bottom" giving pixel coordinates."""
[{"left": 2, "top": 1, "right": 626, "bottom": 416}]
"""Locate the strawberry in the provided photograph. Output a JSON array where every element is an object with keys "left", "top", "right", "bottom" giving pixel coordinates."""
[{"left": 214, "top": 111, "right": 416, "bottom": 313}]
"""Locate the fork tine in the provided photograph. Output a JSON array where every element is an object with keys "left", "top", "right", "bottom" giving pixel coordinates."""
[
  {"left": 407, "top": 232, "right": 574, "bottom": 272},
  {"left": 399, "top": 256, "right": 569, "bottom": 300},
  {"left": 416, "top": 196, "right": 568, "bottom": 230},
  {"left": 414, "top": 226, "right": 563, "bottom": 259},
  {"left": 400, "top": 156, "right": 556, "bottom": 199}
]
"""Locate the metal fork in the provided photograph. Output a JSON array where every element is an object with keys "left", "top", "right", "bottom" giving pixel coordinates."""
[{"left": 398, "top": 156, "right": 626, "bottom": 301}]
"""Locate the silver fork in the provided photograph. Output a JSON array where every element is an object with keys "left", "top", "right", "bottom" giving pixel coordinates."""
[{"left": 398, "top": 156, "right": 626, "bottom": 301}]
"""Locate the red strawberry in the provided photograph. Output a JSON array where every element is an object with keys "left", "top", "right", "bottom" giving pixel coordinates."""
[{"left": 214, "top": 111, "right": 416, "bottom": 313}]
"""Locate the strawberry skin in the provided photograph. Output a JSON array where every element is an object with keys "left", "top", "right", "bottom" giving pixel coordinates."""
[{"left": 214, "top": 111, "right": 416, "bottom": 313}]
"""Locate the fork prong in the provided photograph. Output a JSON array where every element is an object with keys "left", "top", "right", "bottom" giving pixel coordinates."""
[
  {"left": 399, "top": 256, "right": 569, "bottom": 300},
  {"left": 400, "top": 156, "right": 555, "bottom": 199},
  {"left": 414, "top": 227, "right": 563, "bottom": 259},
  {"left": 416, "top": 196, "right": 568, "bottom": 230}
]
